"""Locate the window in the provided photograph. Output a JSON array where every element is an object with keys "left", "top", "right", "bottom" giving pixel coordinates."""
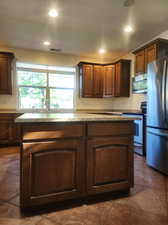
[{"left": 16, "top": 62, "right": 75, "bottom": 111}]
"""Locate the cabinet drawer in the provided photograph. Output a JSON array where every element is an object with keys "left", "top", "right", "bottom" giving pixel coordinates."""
[
  {"left": 22, "top": 123, "right": 84, "bottom": 140},
  {"left": 87, "top": 122, "right": 134, "bottom": 137}
]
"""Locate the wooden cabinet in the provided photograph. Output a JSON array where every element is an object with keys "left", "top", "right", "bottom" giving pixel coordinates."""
[
  {"left": 133, "top": 38, "right": 168, "bottom": 75},
  {"left": 93, "top": 65, "right": 103, "bottom": 97},
  {"left": 21, "top": 139, "right": 85, "bottom": 207},
  {"left": 135, "top": 50, "right": 145, "bottom": 75},
  {"left": 0, "top": 113, "right": 22, "bottom": 145},
  {"left": 87, "top": 137, "right": 133, "bottom": 194},
  {"left": 0, "top": 52, "right": 14, "bottom": 95},
  {"left": 79, "top": 64, "right": 94, "bottom": 97},
  {"left": 115, "top": 60, "right": 130, "bottom": 97},
  {"left": 145, "top": 44, "right": 156, "bottom": 64},
  {"left": 103, "top": 65, "right": 115, "bottom": 97},
  {"left": 20, "top": 121, "right": 134, "bottom": 208},
  {"left": 79, "top": 63, "right": 103, "bottom": 98},
  {"left": 78, "top": 60, "right": 131, "bottom": 98}
]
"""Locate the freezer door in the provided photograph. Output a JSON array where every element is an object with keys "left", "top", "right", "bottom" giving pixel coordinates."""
[
  {"left": 146, "top": 127, "right": 168, "bottom": 175},
  {"left": 147, "top": 59, "right": 168, "bottom": 129}
]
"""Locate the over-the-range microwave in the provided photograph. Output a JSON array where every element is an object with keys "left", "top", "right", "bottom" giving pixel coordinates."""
[{"left": 132, "top": 74, "right": 147, "bottom": 94}]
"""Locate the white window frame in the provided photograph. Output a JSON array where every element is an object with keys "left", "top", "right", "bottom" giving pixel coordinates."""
[{"left": 16, "top": 62, "right": 76, "bottom": 112}]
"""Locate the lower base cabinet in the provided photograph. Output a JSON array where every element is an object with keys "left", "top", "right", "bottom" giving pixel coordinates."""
[
  {"left": 0, "top": 113, "right": 22, "bottom": 145},
  {"left": 20, "top": 122, "right": 134, "bottom": 209},
  {"left": 87, "top": 136, "right": 133, "bottom": 195},
  {"left": 21, "top": 139, "right": 85, "bottom": 207}
]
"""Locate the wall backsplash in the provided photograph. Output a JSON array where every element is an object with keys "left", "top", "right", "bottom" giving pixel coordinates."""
[{"left": 0, "top": 46, "right": 146, "bottom": 111}]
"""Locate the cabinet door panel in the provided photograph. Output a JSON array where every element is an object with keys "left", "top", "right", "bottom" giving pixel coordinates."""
[
  {"left": 145, "top": 44, "right": 156, "bottom": 72},
  {"left": 103, "top": 65, "right": 115, "bottom": 97},
  {"left": 135, "top": 50, "right": 145, "bottom": 75},
  {"left": 94, "top": 145, "right": 128, "bottom": 185},
  {"left": 87, "top": 137, "right": 133, "bottom": 194},
  {"left": 32, "top": 149, "right": 76, "bottom": 196},
  {"left": 21, "top": 139, "right": 85, "bottom": 208},
  {"left": 0, "top": 54, "right": 13, "bottom": 95},
  {"left": 115, "top": 63, "right": 121, "bottom": 96},
  {"left": 93, "top": 65, "right": 103, "bottom": 97},
  {"left": 82, "top": 64, "right": 93, "bottom": 97},
  {"left": 0, "top": 123, "right": 11, "bottom": 143}
]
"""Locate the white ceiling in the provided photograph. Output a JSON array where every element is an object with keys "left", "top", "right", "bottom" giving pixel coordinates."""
[{"left": 0, "top": 0, "right": 168, "bottom": 60}]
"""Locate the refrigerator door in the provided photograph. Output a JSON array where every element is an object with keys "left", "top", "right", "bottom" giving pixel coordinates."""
[
  {"left": 146, "top": 127, "right": 168, "bottom": 175},
  {"left": 147, "top": 58, "right": 168, "bottom": 129}
]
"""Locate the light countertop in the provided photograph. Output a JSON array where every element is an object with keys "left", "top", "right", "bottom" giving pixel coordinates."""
[{"left": 15, "top": 113, "right": 140, "bottom": 123}]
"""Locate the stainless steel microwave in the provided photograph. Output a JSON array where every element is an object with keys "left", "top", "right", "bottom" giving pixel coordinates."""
[{"left": 132, "top": 74, "right": 147, "bottom": 93}]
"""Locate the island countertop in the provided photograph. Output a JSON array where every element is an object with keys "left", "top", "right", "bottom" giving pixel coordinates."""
[{"left": 15, "top": 113, "right": 140, "bottom": 123}]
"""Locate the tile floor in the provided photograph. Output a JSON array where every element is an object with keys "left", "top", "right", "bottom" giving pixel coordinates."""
[{"left": 0, "top": 146, "right": 168, "bottom": 225}]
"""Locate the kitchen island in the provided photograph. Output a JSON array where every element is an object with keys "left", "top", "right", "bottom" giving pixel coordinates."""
[{"left": 15, "top": 113, "right": 138, "bottom": 209}]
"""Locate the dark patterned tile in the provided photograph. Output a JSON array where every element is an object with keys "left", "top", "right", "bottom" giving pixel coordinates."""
[
  {"left": 104, "top": 202, "right": 168, "bottom": 225},
  {"left": 37, "top": 217, "right": 58, "bottom": 225},
  {"left": 0, "top": 202, "right": 41, "bottom": 225},
  {"left": 8, "top": 194, "right": 20, "bottom": 207},
  {"left": 134, "top": 156, "right": 166, "bottom": 191},
  {"left": 0, "top": 173, "right": 19, "bottom": 201},
  {"left": 113, "top": 184, "right": 167, "bottom": 216}
]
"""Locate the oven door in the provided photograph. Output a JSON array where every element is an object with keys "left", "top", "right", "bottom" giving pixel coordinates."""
[{"left": 134, "top": 118, "right": 143, "bottom": 144}]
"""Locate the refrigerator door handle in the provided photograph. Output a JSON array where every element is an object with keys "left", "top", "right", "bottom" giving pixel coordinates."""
[
  {"left": 165, "top": 61, "right": 168, "bottom": 124},
  {"left": 162, "top": 60, "right": 167, "bottom": 123},
  {"left": 148, "top": 129, "right": 168, "bottom": 138}
]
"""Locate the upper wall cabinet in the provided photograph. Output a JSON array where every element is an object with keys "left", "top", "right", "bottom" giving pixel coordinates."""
[
  {"left": 78, "top": 60, "right": 131, "bottom": 98},
  {"left": 115, "top": 60, "right": 130, "bottom": 97},
  {"left": 103, "top": 65, "right": 115, "bottom": 97},
  {"left": 78, "top": 63, "right": 104, "bottom": 98},
  {"left": 133, "top": 38, "right": 168, "bottom": 76},
  {"left": 0, "top": 52, "right": 14, "bottom": 95}
]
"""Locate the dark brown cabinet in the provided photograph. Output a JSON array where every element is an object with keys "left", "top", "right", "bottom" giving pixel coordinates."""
[
  {"left": 78, "top": 60, "right": 131, "bottom": 98},
  {"left": 21, "top": 139, "right": 85, "bottom": 207},
  {"left": 0, "top": 52, "right": 14, "bottom": 95},
  {"left": 135, "top": 50, "right": 145, "bottom": 75},
  {"left": 20, "top": 121, "right": 134, "bottom": 208},
  {"left": 79, "top": 63, "right": 104, "bottom": 98},
  {"left": 87, "top": 137, "right": 133, "bottom": 194},
  {"left": 103, "top": 65, "right": 115, "bottom": 97},
  {"left": 115, "top": 60, "right": 130, "bottom": 97},
  {"left": 93, "top": 65, "right": 104, "bottom": 97},
  {"left": 79, "top": 64, "right": 94, "bottom": 97},
  {"left": 133, "top": 38, "right": 168, "bottom": 75},
  {"left": 0, "top": 113, "right": 22, "bottom": 145}
]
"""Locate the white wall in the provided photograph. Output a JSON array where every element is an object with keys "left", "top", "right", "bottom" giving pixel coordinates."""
[{"left": 0, "top": 46, "right": 145, "bottom": 110}]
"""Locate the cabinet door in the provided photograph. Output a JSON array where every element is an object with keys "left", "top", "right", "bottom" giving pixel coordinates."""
[
  {"left": 21, "top": 139, "right": 85, "bottom": 208},
  {"left": 0, "top": 54, "right": 13, "bottom": 95},
  {"left": 145, "top": 44, "right": 156, "bottom": 71},
  {"left": 87, "top": 137, "right": 133, "bottom": 194},
  {"left": 93, "top": 65, "right": 103, "bottom": 97},
  {"left": 135, "top": 50, "right": 145, "bottom": 75},
  {"left": 115, "top": 63, "right": 121, "bottom": 96},
  {"left": 103, "top": 65, "right": 115, "bottom": 97},
  {"left": 82, "top": 64, "right": 94, "bottom": 97},
  {"left": 0, "top": 123, "right": 12, "bottom": 144}
]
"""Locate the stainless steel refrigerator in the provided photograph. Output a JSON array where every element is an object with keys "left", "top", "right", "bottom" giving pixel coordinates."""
[{"left": 147, "top": 57, "right": 168, "bottom": 175}]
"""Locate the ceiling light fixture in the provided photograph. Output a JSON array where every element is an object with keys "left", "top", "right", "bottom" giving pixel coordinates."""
[
  {"left": 48, "top": 9, "right": 59, "bottom": 17},
  {"left": 124, "top": 25, "right": 133, "bottom": 33},
  {"left": 99, "top": 48, "right": 106, "bottom": 54},
  {"left": 43, "top": 41, "right": 51, "bottom": 46}
]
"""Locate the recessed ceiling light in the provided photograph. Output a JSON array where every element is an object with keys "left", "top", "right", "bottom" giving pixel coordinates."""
[
  {"left": 124, "top": 25, "right": 133, "bottom": 33},
  {"left": 99, "top": 48, "right": 106, "bottom": 54},
  {"left": 43, "top": 41, "right": 51, "bottom": 46},
  {"left": 48, "top": 9, "right": 59, "bottom": 17}
]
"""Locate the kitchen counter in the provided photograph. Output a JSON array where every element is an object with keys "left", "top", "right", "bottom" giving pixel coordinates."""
[
  {"left": 76, "top": 109, "right": 144, "bottom": 115},
  {"left": 15, "top": 113, "right": 140, "bottom": 123}
]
